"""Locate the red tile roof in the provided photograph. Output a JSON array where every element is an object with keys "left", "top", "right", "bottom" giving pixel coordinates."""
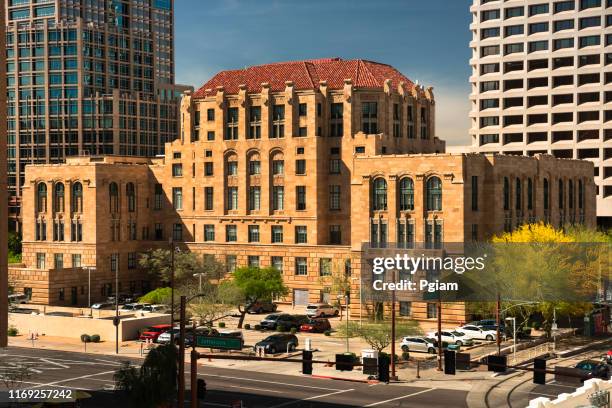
[{"left": 192, "top": 58, "right": 415, "bottom": 98}]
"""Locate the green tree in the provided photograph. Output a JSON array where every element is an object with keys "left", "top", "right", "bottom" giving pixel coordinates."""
[
  {"left": 178, "top": 280, "right": 241, "bottom": 326},
  {"left": 138, "top": 249, "right": 226, "bottom": 286},
  {"left": 114, "top": 344, "right": 177, "bottom": 408},
  {"left": 336, "top": 321, "right": 422, "bottom": 353},
  {"left": 138, "top": 287, "right": 172, "bottom": 305},
  {"left": 221, "top": 266, "right": 288, "bottom": 328}
]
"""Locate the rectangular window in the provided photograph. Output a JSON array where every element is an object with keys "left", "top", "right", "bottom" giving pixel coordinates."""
[
  {"left": 172, "top": 163, "right": 183, "bottom": 177},
  {"left": 481, "top": 9, "right": 500, "bottom": 21},
  {"left": 427, "top": 303, "right": 438, "bottom": 319},
  {"left": 529, "top": 3, "right": 549, "bottom": 15},
  {"left": 579, "top": 35, "right": 601, "bottom": 48},
  {"left": 295, "top": 257, "right": 307, "bottom": 276},
  {"left": 296, "top": 186, "right": 306, "bottom": 210},
  {"left": 225, "top": 107, "right": 239, "bottom": 140},
  {"left": 271, "top": 225, "right": 283, "bottom": 243},
  {"left": 298, "top": 126, "right": 307, "bottom": 137},
  {"left": 172, "top": 223, "right": 183, "bottom": 241},
  {"left": 36, "top": 253, "right": 45, "bottom": 269},
  {"left": 54, "top": 253, "right": 63, "bottom": 269},
  {"left": 481, "top": 27, "right": 500, "bottom": 39},
  {"left": 248, "top": 225, "right": 260, "bottom": 242},
  {"left": 128, "top": 253, "right": 137, "bottom": 269},
  {"left": 207, "top": 108, "right": 215, "bottom": 121},
  {"left": 471, "top": 176, "right": 478, "bottom": 211},
  {"left": 249, "top": 187, "right": 261, "bottom": 211},
  {"left": 296, "top": 159, "right": 306, "bottom": 175},
  {"left": 225, "top": 225, "right": 237, "bottom": 242},
  {"left": 227, "top": 187, "right": 238, "bottom": 210},
  {"left": 226, "top": 255, "right": 237, "bottom": 273},
  {"left": 554, "top": 38, "right": 574, "bottom": 50},
  {"left": 362, "top": 102, "right": 378, "bottom": 133},
  {"left": 505, "top": 6, "right": 524, "bottom": 18},
  {"left": 505, "top": 43, "right": 524, "bottom": 55},
  {"left": 295, "top": 226, "right": 308, "bottom": 244},
  {"left": 330, "top": 103, "right": 344, "bottom": 137},
  {"left": 579, "top": 16, "right": 601, "bottom": 29},
  {"left": 72, "top": 254, "right": 81, "bottom": 268},
  {"left": 481, "top": 45, "right": 499, "bottom": 57},
  {"left": 204, "top": 162, "right": 213, "bottom": 176},
  {"left": 528, "top": 40, "right": 549, "bottom": 52},
  {"left": 329, "top": 185, "right": 341, "bottom": 210},
  {"left": 554, "top": 1, "right": 575, "bottom": 13},
  {"left": 207, "top": 131, "right": 215, "bottom": 141},
  {"left": 226, "top": 161, "right": 238, "bottom": 176},
  {"left": 204, "top": 187, "right": 213, "bottom": 210},
  {"left": 329, "top": 159, "right": 341, "bottom": 174},
  {"left": 272, "top": 186, "right": 284, "bottom": 210},
  {"left": 298, "top": 103, "right": 307, "bottom": 116},
  {"left": 154, "top": 184, "right": 163, "bottom": 210},
  {"left": 249, "top": 160, "right": 261, "bottom": 175},
  {"left": 554, "top": 20, "right": 574, "bottom": 32},
  {"left": 172, "top": 187, "right": 183, "bottom": 210},
  {"left": 529, "top": 22, "right": 549, "bottom": 34},
  {"left": 504, "top": 25, "right": 524, "bottom": 37},
  {"left": 272, "top": 160, "right": 284, "bottom": 175},
  {"left": 110, "top": 253, "right": 119, "bottom": 273},
  {"left": 319, "top": 258, "right": 332, "bottom": 276},
  {"left": 271, "top": 105, "right": 285, "bottom": 138},
  {"left": 204, "top": 224, "right": 215, "bottom": 242},
  {"left": 248, "top": 256, "right": 260, "bottom": 268},
  {"left": 330, "top": 225, "right": 341, "bottom": 245},
  {"left": 399, "top": 301, "right": 411, "bottom": 317},
  {"left": 154, "top": 223, "right": 163, "bottom": 240},
  {"left": 271, "top": 256, "right": 283, "bottom": 272}
]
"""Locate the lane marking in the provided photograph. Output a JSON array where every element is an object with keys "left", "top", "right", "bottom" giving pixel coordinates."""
[
  {"left": 27, "top": 370, "right": 116, "bottom": 389},
  {"left": 0, "top": 353, "right": 120, "bottom": 367},
  {"left": 268, "top": 389, "right": 354, "bottom": 408},
  {"left": 224, "top": 384, "right": 284, "bottom": 394},
  {"left": 200, "top": 373, "right": 345, "bottom": 391},
  {"left": 40, "top": 358, "right": 70, "bottom": 369},
  {"left": 363, "top": 388, "right": 436, "bottom": 407}
]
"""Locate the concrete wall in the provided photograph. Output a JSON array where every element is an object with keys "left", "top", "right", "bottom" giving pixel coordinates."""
[
  {"left": 528, "top": 378, "right": 612, "bottom": 408},
  {"left": 8, "top": 312, "right": 170, "bottom": 341}
]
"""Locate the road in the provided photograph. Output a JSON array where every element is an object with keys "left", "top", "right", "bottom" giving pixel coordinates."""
[{"left": 0, "top": 347, "right": 468, "bottom": 407}]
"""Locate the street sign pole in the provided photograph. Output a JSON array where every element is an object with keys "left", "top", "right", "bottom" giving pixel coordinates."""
[
  {"left": 178, "top": 296, "right": 186, "bottom": 407},
  {"left": 190, "top": 321, "right": 197, "bottom": 408}
]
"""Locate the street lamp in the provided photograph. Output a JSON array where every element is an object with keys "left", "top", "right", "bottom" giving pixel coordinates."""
[
  {"left": 193, "top": 273, "right": 205, "bottom": 292},
  {"left": 505, "top": 317, "right": 516, "bottom": 362}
]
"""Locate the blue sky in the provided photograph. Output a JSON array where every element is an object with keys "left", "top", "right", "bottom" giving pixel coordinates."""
[{"left": 175, "top": 0, "right": 473, "bottom": 145}]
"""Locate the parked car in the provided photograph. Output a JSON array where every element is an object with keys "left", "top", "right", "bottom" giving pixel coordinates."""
[
  {"left": 8, "top": 294, "right": 28, "bottom": 304},
  {"left": 456, "top": 325, "right": 497, "bottom": 341},
  {"left": 400, "top": 337, "right": 438, "bottom": 354},
  {"left": 305, "top": 303, "right": 339, "bottom": 318},
  {"left": 247, "top": 301, "right": 277, "bottom": 314},
  {"left": 469, "top": 319, "right": 505, "bottom": 333},
  {"left": 575, "top": 360, "right": 610, "bottom": 381},
  {"left": 157, "top": 327, "right": 219, "bottom": 346},
  {"left": 427, "top": 330, "right": 474, "bottom": 346},
  {"left": 254, "top": 334, "right": 298, "bottom": 354},
  {"left": 142, "top": 304, "right": 169, "bottom": 313},
  {"left": 260, "top": 314, "right": 308, "bottom": 330},
  {"left": 299, "top": 318, "right": 331, "bottom": 333},
  {"left": 139, "top": 324, "right": 172, "bottom": 342},
  {"left": 91, "top": 301, "right": 114, "bottom": 310},
  {"left": 120, "top": 303, "right": 147, "bottom": 312}
]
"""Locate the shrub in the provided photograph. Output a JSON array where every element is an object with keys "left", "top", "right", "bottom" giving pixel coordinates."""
[
  {"left": 401, "top": 351, "right": 410, "bottom": 361},
  {"left": 276, "top": 324, "right": 286, "bottom": 332},
  {"left": 244, "top": 324, "right": 251, "bottom": 330},
  {"left": 90, "top": 334, "right": 101, "bottom": 343},
  {"left": 218, "top": 322, "right": 226, "bottom": 328},
  {"left": 80, "top": 334, "right": 91, "bottom": 343},
  {"left": 531, "top": 321, "right": 541, "bottom": 330},
  {"left": 324, "top": 330, "right": 331, "bottom": 336},
  {"left": 254, "top": 324, "right": 262, "bottom": 330},
  {"left": 7, "top": 326, "right": 18, "bottom": 336},
  {"left": 289, "top": 327, "right": 297, "bottom": 334}
]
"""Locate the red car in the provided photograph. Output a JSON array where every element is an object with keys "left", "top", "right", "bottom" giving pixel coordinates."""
[
  {"left": 139, "top": 324, "right": 172, "bottom": 342},
  {"left": 299, "top": 318, "right": 331, "bottom": 333}
]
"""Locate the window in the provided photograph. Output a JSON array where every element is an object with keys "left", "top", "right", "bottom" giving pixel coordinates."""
[
  {"left": 399, "top": 301, "right": 411, "bottom": 316},
  {"left": 330, "top": 103, "right": 343, "bottom": 136},
  {"left": 154, "top": 223, "right": 163, "bottom": 240},
  {"left": 54, "top": 253, "right": 63, "bottom": 269},
  {"left": 226, "top": 225, "right": 237, "bottom": 242},
  {"left": 529, "top": 3, "right": 549, "bottom": 15},
  {"left": 296, "top": 186, "right": 306, "bottom": 210},
  {"left": 248, "top": 256, "right": 260, "bottom": 268},
  {"left": 362, "top": 102, "right": 378, "bottom": 133},
  {"left": 271, "top": 256, "right": 283, "bottom": 272},
  {"left": 426, "top": 177, "right": 442, "bottom": 211},
  {"left": 529, "top": 22, "right": 549, "bottom": 34},
  {"left": 580, "top": 16, "right": 601, "bottom": 29},
  {"left": 481, "top": 134, "right": 499, "bottom": 145},
  {"left": 481, "top": 116, "right": 499, "bottom": 127},
  {"left": 482, "top": 27, "right": 500, "bottom": 39},
  {"left": 579, "top": 55, "right": 600, "bottom": 67},
  {"left": 372, "top": 178, "right": 387, "bottom": 211},
  {"left": 110, "top": 253, "right": 119, "bottom": 273},
  {"left": 272, "top": 160, "right": 284, "bottom": 175},
  {"left": 247, "top": 106, "right": 261, "bottom": 139},
  {"left": 271, "top": 226, "right": 283, "bottom": 243},
  {"left": 35, "top": 183, "right": 46, "bottom": 213},
  {"left": 248, "top": 186, "right": 261, "bottom": 211},
  {"left": 427, "top": 303, "right": 437, "bottom": 319},
  {"left": 248, "top": 225, "right": 260, "bottom": 242},
  {"left": 109, "top": 182, "right": 119, "bottom": 213},
  {"left": 271, "top": 105, "right": 285, "bottom": 138},
  {"left": 226, "top": 161, "right": 238, "bottom": 176},
  {"left": 295, "top": 258, "right": 307, "bottom": 276},
  {"left": 481, "top": 63, "right": 499, "bottom": 74},
  {"left": 330, "top": 225, "right": 342, "bottom": 245},
  {"left": 527, "top": 178, "right": 534, "bottom": 210},
  {"left": 204, "top": 187, "right": 213, "bottom": 210},
  {"left": 207, "top": 131, "right": 215, "bottom": 141},
  {"left": 204, "top": 225, "right": 215, "bottom": 242},
  {"left": 272, "top": 186, "right": 284, "bottom": 210},
  {"left": 154, "top": 184, "right": 163, "bottom": 210},
  {"left": 204, "top": 162, "right": 214, "bottom": 176},
  {"left": 298, "top": 103, "right": 307, "bottom": 117},
  {"left": 529, "top": 41, "right": 548, "bottom": 52},
  {"left": 329, "top": 185, "right": 341, "bottom": 210},
  {"left": 319, "top": 258, "right": 332, "bottom": 276},
  {"left": 249, "top": 160, "right": 261, "bottom": 175},
  {"left": 554, "top": 38, "right": 574, "bottom": 50},
  {"left": 295, "top": 226, "right": 308, "bottom": 244},
  {"left": 481, "top": 99, "right": 499, "bottom": 110},
  {"left": 399, "top": 178, "right": 414, "bottom": 211},
  {"left": 172, "top": 163, "right": 183, "bottom": 177},
  {"left": 207, "top": 108, "right": 215, "bottom": 121},
  {"left": 172, "top": 187, "right": 183, "bottom": 210},
  {"left": 227, "top": 187, "right": 238, "bottom": 210},
  {"left": 481, "top": 45, "right": 499, "bottom": 57},
  {"left": 471, "top": 176, "right": 479, "bottom": 211},
  {"left": 36, "top": 253, "right": 45, "bottom": 269},
  {"left": 554, "top": 20, "right": 574, "bottom": 32},
  {"left": 559, "top": 180, "right": 565, "bottom": 209},
  {"left": 580, "top": 0, "right": 601, "bottom": 9},
  {"left": 505, "top": 43, "right": 524, "bottom": 55},
  {"left": 481, "top": 81, "right": 499, "bottom": 92},
  {"left": 53, "top": 183, "right": 65, "bottom": 213},
  {"left": 554, "top": 1, "right": 575, "bottom": 13},
  {"left": 226, "top": 255, "right": 237, "bottom": 273},
  {"left": 172, "top": 223, "right": 183, "bottom": 241},
  {"left": 72, "top": 254, "right": 81, "bottom": 268},
  {"left": 553, "top": 56, "right": 574, "bottom": 69},
  {"left": 481, "top": 9, "right": 500, "bottom": 21},
  {"left": 505, "top": 6, "right": 524, "bottom": 18},
  {"left": 225, "top": 107, "right": 239, "bottom": 140},
  {"left": 579, "top": 35, "right": 600, "bottom": 48},
  {"left": 296, "top": 159, "right": 306, "bottom": 175},
  {"left": 544, "top": 178, "right": 550, "bottom": 210}
]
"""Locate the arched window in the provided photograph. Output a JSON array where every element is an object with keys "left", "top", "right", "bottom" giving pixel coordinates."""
[
  {"left": 503, "top": 177, "right": 510, "bottom": 211},
  {"left": 126, "top": 182, "right": 136, "bottom": 212},
  {"left": 426, "top": 177, "right": 442, "bottom": 211},
  {"left": 515, "top": 178, "right": 521, "bottom": 210},
  {"left": 71, "top": 182, "right": 83, "bottom": 213},
  {"left": 558, "top": 180, "right": 564, "bottom": 209},
  {"left": 527, "top": 178, "right": 533, "bottom": 211},
  {"left": 543, "top": 178, "right": 549, "bottom": 210},
  {"left": 578, "top": 180, "right": 584, "bottom": 210},
  {"left": 399, "top": 178, "right": 414, "bottom": 211},
  {"left": 372, "top": 178, "right": 387, "bottom": 211},
  {"left": 568, "top": 180, "right": 574, "bottom": 209},
  {"left": 37, "top": 183, "right": 47, "bottom": 213},
  {"left": 54, "top": 183, "right": 65, "bottom": 212},
  {"left": 109, "top": 182, "right": 119, "bottom": 213}
]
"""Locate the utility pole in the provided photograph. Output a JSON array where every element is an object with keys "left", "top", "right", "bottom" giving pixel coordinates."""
[
  {"left": 496, "top": 292, "right": 501, "bottom": 355},
  {"left": 437, "top": 290, "right": 442, "bottom": 371},
  {"left": 190, "top": 320, "right": 197, "bottom": 408},
  {"left": 114, "top": 255, "right": 119, "bottom": 354},
  {"left": 178, "top": 296, "right": 186, "bottom": 407},
  {"left": 391, "top": 269, "right": 397, "bottom": 380},
  {"left": 170, "top": 238, "right": 175, "bottom": 345}
]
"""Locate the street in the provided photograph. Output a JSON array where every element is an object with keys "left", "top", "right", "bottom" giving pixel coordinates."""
[{"left": 0, "top": 347, "right": 468, "bottom": 407}]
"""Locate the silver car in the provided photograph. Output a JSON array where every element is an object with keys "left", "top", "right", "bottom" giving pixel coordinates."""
[
  {"left": 305, "top": 303, "right": 339, "bottom": 318},
  {"left": 400, "top": 337, "right": 438, "bottom": 354}
]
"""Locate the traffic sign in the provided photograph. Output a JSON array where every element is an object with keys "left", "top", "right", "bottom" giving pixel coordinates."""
[{"left": 196, "top": 335, "right": 242, "bottom": 350}]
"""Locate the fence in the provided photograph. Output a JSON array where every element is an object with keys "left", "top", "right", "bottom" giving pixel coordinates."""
[{"left": 506, "top": 342, "right": 552, "bottom": 366}]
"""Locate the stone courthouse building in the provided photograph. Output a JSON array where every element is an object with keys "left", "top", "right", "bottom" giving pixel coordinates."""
[{"left": 10, "top": 58, "right": 598, "bottom": 323}]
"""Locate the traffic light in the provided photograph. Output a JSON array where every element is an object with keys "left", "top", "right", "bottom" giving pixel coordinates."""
[
  {"left": 302, "top": 350, "right": 313, "bottom": 375},
  {"left": 335, "top": 354, "right": 355, "bottom": 371},
  {"left": 378, "top": 354, "right": 390, "bottom": 383},
  {"left": 533, "top": 358, "right": 546, "bottom": 385},
  {"left": 197, "top": 378, "right": 207, "bottom": 400},
  {"left": 444, "top": 350, "right": 456, "bottom": 375},
  {"left": 487, "top": 355, "right": 507, "bottom": 373}
]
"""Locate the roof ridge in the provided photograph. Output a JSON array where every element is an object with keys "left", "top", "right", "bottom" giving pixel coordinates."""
[{"left": 303, "top": 61, "right": 315, "bottom": 89}]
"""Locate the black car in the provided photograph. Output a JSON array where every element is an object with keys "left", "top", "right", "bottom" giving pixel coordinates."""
[
  {"left": 575, "top": 360, "right": 610, "bottom": 381},
  {"left": 254, "top": 334, "right": 298, "bottom": 354},
  {"left": 260, "top": 314, "right": 308, "bottom": 330},
  {"left": 470, "top": 319, "right": 506, "bottom": 333},
  {"left": 247, "top": 301, "right": 277, "bottom": 314}
]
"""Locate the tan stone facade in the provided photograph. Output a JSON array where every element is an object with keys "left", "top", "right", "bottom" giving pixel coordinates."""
[{"left": 10, "top": 58, "right": 598, "bottom": 324}]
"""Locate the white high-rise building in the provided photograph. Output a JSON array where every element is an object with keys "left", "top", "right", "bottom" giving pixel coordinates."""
[{"left": 469, "top": 0, "right": 611, "bottom": 225}]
